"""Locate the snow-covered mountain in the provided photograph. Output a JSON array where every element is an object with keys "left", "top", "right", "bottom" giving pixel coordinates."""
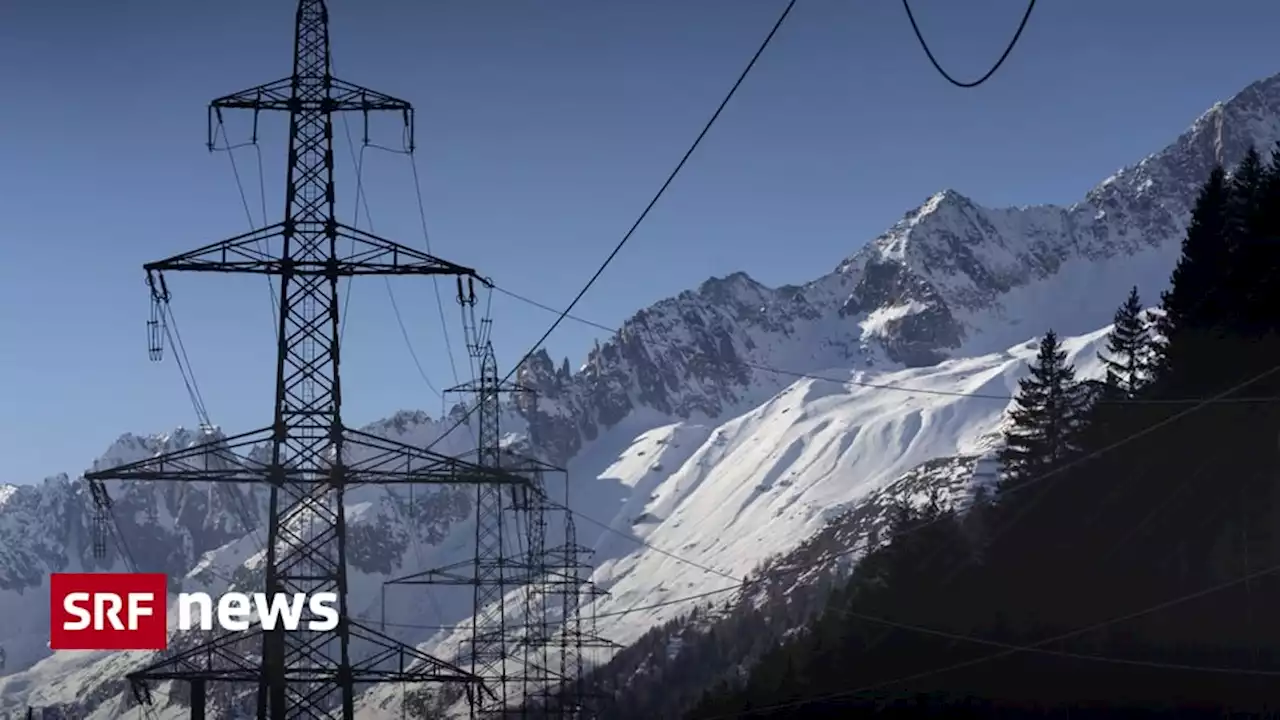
[{"left": 4, "top": 71, "right": 1280, "bottom": 717}]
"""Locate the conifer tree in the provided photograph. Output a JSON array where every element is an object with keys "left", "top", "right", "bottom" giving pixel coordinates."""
[
  {"left": 1228, "top": 146, "right": 1265, "bottom": 233},
  {"left": 1099, "top": 286, "right": 1154, "bottom": 397},
  {"left": 1225, "top": 146, "right": 1280, "bottom": 335},
  {"left": 1224, "top": 147, "right": 1267, "bottom": 331},
  {"left": 998, "top": 330, "right": 1086, "bottom": 491},
  {"left": 1155, "top": 164, "right": 1233, "bottom": 377}
]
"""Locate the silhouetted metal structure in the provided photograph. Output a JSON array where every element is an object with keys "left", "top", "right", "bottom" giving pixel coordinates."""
[
  {"left": 82, "top": 1, "right": 534, "bottom": 717},
  {"left": 384, "top": 301, "right": 552, "bottom": 717},
  {"left": 382, "top": 302, "right": 620, "bottom": 718},
  {"left": 543, "top": 508, "right": 615, "bottom": 718}
]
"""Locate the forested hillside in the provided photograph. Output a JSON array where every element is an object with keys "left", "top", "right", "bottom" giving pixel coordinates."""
[{"left": 680, "top": 148, "right": 1280, "bottom": 717}]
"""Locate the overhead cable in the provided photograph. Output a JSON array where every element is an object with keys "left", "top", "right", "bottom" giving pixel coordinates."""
[{"left": 902, "top": 0, "right": 1037, "bottom": 88}]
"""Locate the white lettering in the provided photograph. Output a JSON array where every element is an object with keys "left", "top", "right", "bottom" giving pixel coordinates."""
[
  {"left": 126, "top": 593, "right": 153, "bottom": 631},
  {"left": 177, "top": 592, "right": 213, "bottom": 630},
  {"left": 254, "top": 592, "right": 306, "bottom": 630},
  {"left": 160, "top": 591, "right": 339, "bottom": 632},
  {"left": 217, "top": 592, "right": 252, "bottom": 631},
  {"left": 308, "top": 592, "right": 339, "bottom": 631},
  {"left": 96, "top": 593, "right": 124, "bottom": 630},
  {"left": 63, "top": 592, "right": 92, "bottom": 631}
]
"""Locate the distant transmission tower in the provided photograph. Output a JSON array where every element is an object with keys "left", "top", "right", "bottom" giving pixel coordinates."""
[
  {"left": 545, "top": 508, "right": 614, "bottom": 718},
  {"left": 84, "top": 1, "right": 532, "bottom": 718},
  {"left": 385, "top": 297, "right": 558, "bottom": 718}
]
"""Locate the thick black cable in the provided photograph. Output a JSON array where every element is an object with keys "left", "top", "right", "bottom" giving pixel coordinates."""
[
  {"left": 507, "top": 0, "right": 795, "bottom": 379},
  {"left": 423, "top": 0, "right": 796, "bottom": 452},
  {"left": 902, "top": 0, "right": 1036, "bottom": 88}
]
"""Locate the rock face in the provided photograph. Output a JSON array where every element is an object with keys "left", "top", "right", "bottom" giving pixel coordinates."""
[
  {"left": 514, "top": 71, "right": 1280, "bottom": 467},
  {"left": 4, "top": 68, "right": 1280, "bottom": 716}
]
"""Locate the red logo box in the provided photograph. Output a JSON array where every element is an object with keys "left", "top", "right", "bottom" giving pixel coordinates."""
[{"left": 49, "top": 573, "right": 168, "bottom": 651}]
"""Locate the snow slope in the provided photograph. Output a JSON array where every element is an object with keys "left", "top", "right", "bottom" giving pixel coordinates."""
[
  {"left": 0, "top": 325, "right": 1109, "bottom": 720},
  {"left": 576, "top": 328, "right": 1109, "bottom": 647},
  {"left": 4, "top": 70, "right": 1280, "bottom": 717},
  {"left": 351, "top": 327, "right": 1111, "bottom": 718}
]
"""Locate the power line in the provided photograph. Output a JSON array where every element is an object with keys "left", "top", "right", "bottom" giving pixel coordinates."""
[
  {"left": 209, "top": 119, "right": 279, "bottom": 337},
  {"left": 155, "top": 295, "right": 267, "bottom": 554},
  {"left": 336, "top": 106, "right": 443, "bottom": 401},
  {"left": 336, "top": 120, "right": 364, "bottom": 345},
  {"left": 666, "top": 377, "right": 1270, "bottom": 711},
  {"left": 510, "top": 0, "right": 796, "bottom": 380},
  {"left": 820, "top": 360, "right": 1280, "bottom": 669},
  {"left": 421, "top": 0, "right": 798, "bottom": 454},
  {"left": 902, "top": 0, "right": 1037, "bottom": 88},
  {"left": 826, "top": 594, "right": 1280, "bottom": 678},
  {"left": 407, "top": 149, "right": 465, "bottom": 387},
  {"left": 324, "top": 91, "right": 486, "bottom": 659},
  {"left": 699, "top": 556, "right": 1280, "bottom": 719},
  {"left": 494, "top": 282, "right": 1278, "bottom": 406},
  {"left": 158, "top": 305, "right": 210, "bottom": 427},
  {"left": 96, "top": 116, "right": 294, "bottom": 591},
  {"left": 359, "top": 359, "right": 1280, "bottom": 636},
  {"left": 549, "top": 500, "right": 738, "bottom": 583}
]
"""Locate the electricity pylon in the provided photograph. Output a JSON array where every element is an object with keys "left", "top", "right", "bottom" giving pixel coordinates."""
[
  {"left": 385, "top": 302, "right": 551, "bottom": 717},
  {"left": 544, "top": 509, "right": 615, "bottom": 718},
  {"left": 83, "top": 1, "right": 531, "bottom": 718}
]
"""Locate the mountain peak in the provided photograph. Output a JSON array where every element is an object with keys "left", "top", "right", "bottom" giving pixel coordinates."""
[
  {"left": 509, "top": 75, "right": 1280, "bottom": 460},
  {"left": 92, "top": 426, "right": 226, "bottom": 474},
  {"left": 13, "top": 70, "right": 1280, "bottom": 715}
]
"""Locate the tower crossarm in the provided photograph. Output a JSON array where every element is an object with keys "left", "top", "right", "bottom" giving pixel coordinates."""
[
  {"left": 128, "top": 629, "right": 267, "bottom": 685},
  {"left": 386, "top": 559, "right": 546, "bottom": 587},
  {"left": 98, "top": 0, "right": 521, "bottom": 714},
  {"left": 340, "top": 428, "right": 533, "bottom": 489},
  {"left": 209, "top": 76, "right": 411, "bottom": 115},
  {"left": 83, "top": 426, "right": 274, "bottom": 485},
  {"left": 385, "top": 559, "right": 475, "bottom": 586},
  {"left": 143, "top": 222, "right": 482, "bottom": 279},
  {"left": 443, "top": 378, "right": 533, "bottom": 396},
  {"left": 83, "top": 424, "right": 535, "bottom": 489},
  {"left": 348, "top": 620, "right": 491, "bottom": 693}
]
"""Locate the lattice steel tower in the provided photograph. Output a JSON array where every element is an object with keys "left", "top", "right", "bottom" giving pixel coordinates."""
[
  {"left": 384, "top": 300, "right": 548, "bottom": 717},
  {"left": 84, "top": 1, "right": 530, "bottom": 718}
]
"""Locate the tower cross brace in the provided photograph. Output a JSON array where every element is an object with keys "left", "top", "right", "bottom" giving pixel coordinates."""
[
  {"left": 84, "top": 1, "right": 533, "bottom": 718},
  {"left": 385, "top": 308, "right": 544, "bottom": 717}
]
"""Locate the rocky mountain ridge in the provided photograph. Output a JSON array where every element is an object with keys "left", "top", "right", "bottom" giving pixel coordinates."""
[
  {"left": 514, "top": 71, "right": 1280, "bottom": 468},
  {"left": 3, "top": 69, "right": 1280, "bottom": 717}
]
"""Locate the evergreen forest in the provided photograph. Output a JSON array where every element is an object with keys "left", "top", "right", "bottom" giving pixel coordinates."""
[{"left": 678, "top": 147, "right": 1280, "bottom": 717}]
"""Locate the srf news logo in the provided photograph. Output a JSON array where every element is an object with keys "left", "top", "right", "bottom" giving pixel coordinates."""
[
  {"left": 49, "top": 573, "right": 340, "bottom": 651},
  {"left": 50, "top": 573, "right": 168, "bottom": 650}
]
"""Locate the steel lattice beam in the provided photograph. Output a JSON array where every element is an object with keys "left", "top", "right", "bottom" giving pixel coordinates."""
[
  {"left": 384, "top": 342, "right": 538, "bottom": 718},
  {"left": 80, "top": 1, "right": 532, "bottom": 717},
  {"left": 470, "top": 346, "right": 511, "bottom": 715}
]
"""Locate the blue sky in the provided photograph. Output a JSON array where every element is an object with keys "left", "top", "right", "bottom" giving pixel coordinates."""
[{"left": 2, "top": 0, "right": 1278, "bottom": 483}]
